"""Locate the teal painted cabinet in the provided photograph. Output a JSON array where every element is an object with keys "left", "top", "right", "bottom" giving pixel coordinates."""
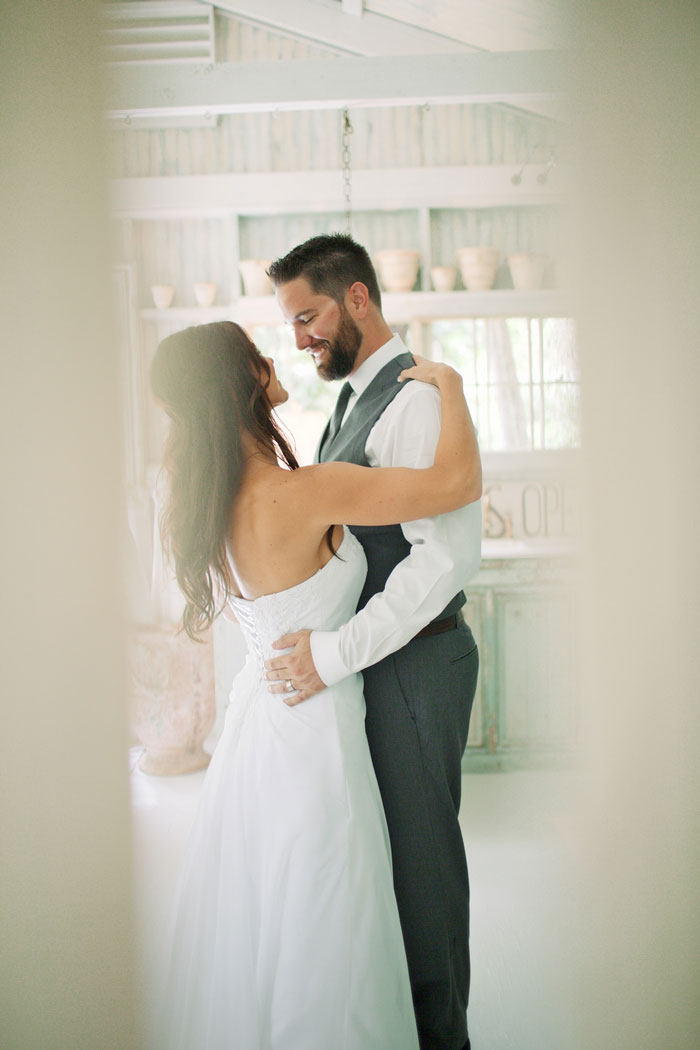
[{"left": 462, "top": 550, "right": 578, "bottom": 769}]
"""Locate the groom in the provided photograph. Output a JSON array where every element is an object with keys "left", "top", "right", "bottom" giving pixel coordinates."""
[{"left": 265, "top": 233, "right": 481, "bottom": 1050}]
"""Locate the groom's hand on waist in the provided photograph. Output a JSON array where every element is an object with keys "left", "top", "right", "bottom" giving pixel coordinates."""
[{"left": 265, "top": 630, "right": 326, "bottom": 706}]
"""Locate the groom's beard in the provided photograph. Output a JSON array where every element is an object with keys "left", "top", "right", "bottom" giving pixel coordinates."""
[{"left": 311, "top": 304, "right": 362, "bottom": 381}]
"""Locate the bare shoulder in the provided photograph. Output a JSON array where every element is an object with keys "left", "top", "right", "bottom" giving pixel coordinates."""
[
  {"left": 240, "top": 466, "right": 333, "bottom": 537},
  {"left": 279, "top": 462, "right": 359, "bottom": 531},
  {"left": 287, "top": 461, "right": 363, "bottom": 501},
  {"left": 279, "top": 462, "right": 336, "bottom": 490},
  {"left": 291, "top": 462, "right": 350, "bottom": 487}
]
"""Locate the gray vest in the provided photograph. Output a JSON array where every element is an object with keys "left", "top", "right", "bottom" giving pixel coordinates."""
[{"left": 317, "top": 352, "right": 466, "bottom": 618}]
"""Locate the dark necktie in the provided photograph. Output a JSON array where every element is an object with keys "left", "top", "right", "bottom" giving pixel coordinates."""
[{"left": 328, "top": 381, "right": 353, "bottom": 443}]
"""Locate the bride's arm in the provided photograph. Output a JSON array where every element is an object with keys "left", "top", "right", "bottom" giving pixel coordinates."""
[{"left": 295, "top": 357, "right": 481, "bottom": 528}]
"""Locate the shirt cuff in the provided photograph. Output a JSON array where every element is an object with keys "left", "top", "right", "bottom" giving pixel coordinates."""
[{"left": 309, "top": 630, "right": 349, "bottom": 688}]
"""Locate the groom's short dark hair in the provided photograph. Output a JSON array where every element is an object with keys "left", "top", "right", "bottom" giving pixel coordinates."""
[{"left": 268, "top": 233, "right": 382, "bottom": 309}]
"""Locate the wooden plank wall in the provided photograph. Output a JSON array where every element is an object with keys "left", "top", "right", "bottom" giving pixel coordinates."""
[{"left": 110, "top": 10, "right": 562, "bottom": 297}]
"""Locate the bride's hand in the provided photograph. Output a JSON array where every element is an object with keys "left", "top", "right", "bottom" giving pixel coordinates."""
[{"left": 398, "top": 354, "right": 462, "bottom": 389}]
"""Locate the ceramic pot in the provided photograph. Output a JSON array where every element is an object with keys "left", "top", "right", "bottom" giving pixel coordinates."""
[
  {"left": 430, "top": 265, "right": 457, "bottom": 292},
  {"left": 193, "top": 281, "right": 217, "bottom": 307},
  {"left": 129, "top": 624, "right": 216, "bottom": 775},
  {"left": 151, "top": 284, "right": 175, "bottom": 309},
  {"left": 374, "top": 249, "right": 421, "bottom": 293},
  {"left": 239, "top": 259, "right": 273, "bottom": 296},
  {"left": 507, "top": 253, "right": 549, "bottom": 290},
  {"left": 457, "top": 247, "right": 500, "bottom": 291}
]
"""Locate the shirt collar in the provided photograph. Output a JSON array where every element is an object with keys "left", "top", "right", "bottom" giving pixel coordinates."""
[{"left": 348, "top": 333, "right": 407, "bottom": 399}]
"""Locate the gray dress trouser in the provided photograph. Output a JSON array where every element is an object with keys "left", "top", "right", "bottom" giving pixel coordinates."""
[{"left": 361, "top": 621, "right": 478, "bottom": 1050}]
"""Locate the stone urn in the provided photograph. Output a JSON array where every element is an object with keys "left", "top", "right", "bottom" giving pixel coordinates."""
[
  {"left": 193, "top": 281, "right": 217, "bottom": 306},
  {"left": 150, "top": 284, "right": 175, "bottom": 309},
  {"left": 374, "top": 249, "right": 421, "bottom": 292},
  {"left": 457, "top": 247, "right": 500, "bottom": 291},
  {"left": 238, "top": 259, "right": 273, "bottom": 296},
  {"left": 129, "top": 624, "right": 216, "bottom": 775},
  {"left": 430, "top": 265, "right": 457, "bottom": 292},
  {"left": 507, "top": 253, "right": 549, "bottom": 290}
]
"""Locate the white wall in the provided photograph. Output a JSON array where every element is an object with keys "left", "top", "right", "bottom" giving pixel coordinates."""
[
  {"left": 0, "top": 3, "right": 139, "bottom": 1048},
  {"left": 573, "top": 2, "right": 700, "bottom": 1046}
]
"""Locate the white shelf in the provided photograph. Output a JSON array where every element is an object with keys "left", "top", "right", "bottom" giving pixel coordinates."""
[
  {"left": 121, "top": 165, "right": 569, "bottom": 326},
  {"left": 140, "top": 289, "right": 570, "bottom": 326},
  {"left": 379, "top": 290, "right": 569, "bottom": 322},
  {"left": 141, "top": 305, "right": 233, "bottom": 322},
  {"left": 481, "top": 538, "right": 579, "bottom": 560}
]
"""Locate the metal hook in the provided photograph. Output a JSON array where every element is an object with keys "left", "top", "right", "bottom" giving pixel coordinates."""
[
  {"left": 537, "top": 154, "right": 556, "bottom": 185},
  {"left": 342, "top": 108, "right": 354, "bottom": 236}
]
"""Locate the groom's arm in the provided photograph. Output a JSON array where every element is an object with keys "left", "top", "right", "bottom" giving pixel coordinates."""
[
  {"left": 266, "top": 381, "right": 481, "bottom": 698},
  {"left": 313, "top": 381, "right": 480, "bottom": 682}
]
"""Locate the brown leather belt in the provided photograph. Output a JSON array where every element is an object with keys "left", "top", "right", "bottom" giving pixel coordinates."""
[{"left": 414, "top": 611, "right": 463, "bottom": 640}]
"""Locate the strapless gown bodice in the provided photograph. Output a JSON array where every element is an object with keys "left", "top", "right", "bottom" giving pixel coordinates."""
[
  {"left": 230, "top": 526, "right": 366, "bottom": 668},
  {"left": 150, "top": 528, "right": 419, "bottom": 1050}
]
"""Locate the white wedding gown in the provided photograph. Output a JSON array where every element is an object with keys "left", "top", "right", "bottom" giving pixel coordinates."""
[{"left": 150, "top": 527, "right": 419, "bottom": 1050}]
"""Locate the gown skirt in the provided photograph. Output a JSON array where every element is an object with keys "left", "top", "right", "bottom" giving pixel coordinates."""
[{"left": 149, "top": 528, "right": 419, "bottom": 1050}]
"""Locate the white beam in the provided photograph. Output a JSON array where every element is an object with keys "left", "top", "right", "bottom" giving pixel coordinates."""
[
  {"left": 106, "top": 49, "right": 567, "bottom": 119},
  {"left": 109, "top": 165, "right": 568, "bottom": 218},
  {"left": 206, "top": 0, "right": 471, "bottom": 56},
  {"left": 104, "top": 1, "right": 208, "bottom": 19},
  {"left": 365, "top": 0, "right": 560, "bottom": 53},
  {"left": 342, "top": 0, "right": 364, "bottom": 16}
]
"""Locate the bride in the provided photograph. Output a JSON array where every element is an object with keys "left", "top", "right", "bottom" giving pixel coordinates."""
[{"left": 147, "top": 320, "right": 481, "bottom": 1050}]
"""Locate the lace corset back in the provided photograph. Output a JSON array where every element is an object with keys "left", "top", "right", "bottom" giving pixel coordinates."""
[{"left": 228, "top": 527, "right": 366, "bottom": 671}]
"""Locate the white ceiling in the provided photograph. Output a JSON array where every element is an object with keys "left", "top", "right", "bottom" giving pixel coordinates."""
[
  {"left": 103, "top": 1, "right": 567, "bottom": 123},
  {"left": 202, "top": 0, "right": 567, "bottom": 120},
  {"left": 207, "top": 0, "right": 566, "bottom": 55},
  {"left": 362, "top": 0, "right": 564, "bottom": 51}
]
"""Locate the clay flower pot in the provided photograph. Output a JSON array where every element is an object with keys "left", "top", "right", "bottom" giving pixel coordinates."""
[
  {"left": 507, "top": 253, "right": 549, "bottom": 290},
  {"left": 457, "top": 247, "right": 500, "bottom": 291},
  {"left": 129, "top": 624, "right": 216, "bottom": 775},
  {"left": 374, "top": 249, "right": 421, "bottom": 292},
  {"left": 151, "top": 284, "right": 175, "bottom": 309},
  {"left": 193, "top": 281, "right": 217, "bottom": 307},
  {"left": 430, "top": 265, "right": 457, "bottom": 292},
  {"left": 239, "top": 259, "right": 273, "bottom": 296}
]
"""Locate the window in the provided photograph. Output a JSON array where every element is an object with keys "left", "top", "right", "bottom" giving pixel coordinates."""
[
  {"left": 253, "top": 322, "right": 412, "bottom": 465},
  {"left": 253, "top": 324, "right": 343, "bottom": 465},
  {"left": 429, "top": 317, "right": 579, "bottom": 451},
  {"left": 251, "top": 315, "right": 580, "bottom": 463}
]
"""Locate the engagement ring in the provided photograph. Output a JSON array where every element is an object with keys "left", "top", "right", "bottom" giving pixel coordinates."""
[{"left": 285, "top": 679, "right": 295, "bottom": 693}]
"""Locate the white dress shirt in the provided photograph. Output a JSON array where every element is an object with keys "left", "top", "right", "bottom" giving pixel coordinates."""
[{"left": 309, "top": 335, "right": 482, "bottom": 687}]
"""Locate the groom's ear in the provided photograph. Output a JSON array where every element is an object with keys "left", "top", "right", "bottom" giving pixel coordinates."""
[{"left": 345, "top": 281, "right": 370, "bottom": 319}]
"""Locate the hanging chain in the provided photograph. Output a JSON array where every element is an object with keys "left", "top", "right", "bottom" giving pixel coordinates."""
[{"left": 342, "top": 108, "right": 354, "bottom": 235}]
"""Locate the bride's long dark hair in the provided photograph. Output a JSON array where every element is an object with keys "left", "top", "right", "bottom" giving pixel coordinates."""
[{"left": 150, "top": 321, "right": 299, "bottom": 639}]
